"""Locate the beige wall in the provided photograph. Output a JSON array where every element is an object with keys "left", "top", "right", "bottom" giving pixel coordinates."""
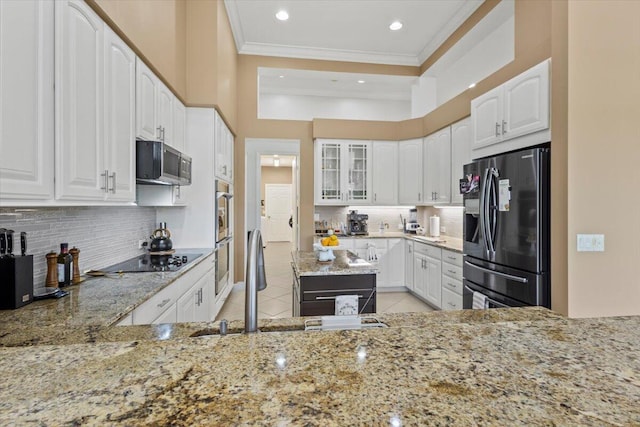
[
  {"left": 261, "top": 167, "right": 293, "bottom": 202},
  {"left": 88, "top": 0, "right": 187, "bottom": 100},
  {"left": 88, "top": 0, "right": 237, "bottom": 127},
  {"left": 564, "top": 1, "right": 640, "bottom": 317}
]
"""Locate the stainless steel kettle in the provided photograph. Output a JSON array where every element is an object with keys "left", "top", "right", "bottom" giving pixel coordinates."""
[{"left": 149, "top": 222, "right": 173, "bottom": 252}]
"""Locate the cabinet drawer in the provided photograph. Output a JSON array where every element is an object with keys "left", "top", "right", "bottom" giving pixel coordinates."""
[
  {"left": 414, "top": 242, "right": 441, "bottom": 260},
  {"left": 302, "top": 288, "right": 375, "bottom": 302},
  {"left": 442, "top": 250, "right": 462, "bottom": 266},
  {"left": 442, "top": 276, "right": 463, "bottom": 295},
  {"left": 441, "top": 287, "right": 463, "bottom": 310},
  {"left": 300, "top": 296, "right": 375, "bottom": 316},
  {"left": 300, "top": 274, "right": 376, "bottom": 292},
  {"left": 132, "top": 284, "right": 184, "bottom": 324},
  {"left": 442, "top": 263, "right": 463, "bottom": 282}
]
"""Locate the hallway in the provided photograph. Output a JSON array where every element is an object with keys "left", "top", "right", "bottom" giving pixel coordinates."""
[{"left": 215, "top": 242, "right": 433, "bottom": 321}]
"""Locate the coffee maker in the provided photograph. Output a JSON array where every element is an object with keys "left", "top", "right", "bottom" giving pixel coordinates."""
[{"left": 347, "top": 210, "right": 368, "bottom": 235}]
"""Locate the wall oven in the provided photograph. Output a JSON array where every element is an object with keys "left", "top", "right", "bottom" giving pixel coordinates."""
[{"left": 215, "top": 180, "right": 233, "bottom": 296}]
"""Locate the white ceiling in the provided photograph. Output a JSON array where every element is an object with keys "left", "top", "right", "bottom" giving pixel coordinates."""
[{"left": 224, "top": 0, "right": 484, "bottom": 66}]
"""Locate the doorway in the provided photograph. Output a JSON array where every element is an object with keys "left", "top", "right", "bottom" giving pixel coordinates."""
[
  {"left": 264, "top": 183, "right": 293, "bottom": 243},
  {"left": 245, "top": 138, "right": 300, "bottom": 258}
]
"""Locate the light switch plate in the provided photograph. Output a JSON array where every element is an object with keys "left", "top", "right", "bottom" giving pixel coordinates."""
[{"left": 577, "top": 234, "right": 605, "bottom": 252}]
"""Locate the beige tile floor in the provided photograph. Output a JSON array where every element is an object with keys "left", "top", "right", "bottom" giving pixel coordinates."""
[{"left": 215, "top": 242, "right": 434, "bottom": 322}]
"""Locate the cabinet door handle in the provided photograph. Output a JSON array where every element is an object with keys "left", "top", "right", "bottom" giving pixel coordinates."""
[
  {"left": 223, "top": 165, "right": 227, "bottom": 175},
  {"left": 502, "top": 120, "right": 507, "bottom": 135},
  {"left": 161, "top": 126, "right": 166, "bottom": 142},
  {"left": 157, "top": 298, "right": 171, "bottom": 308},
  {"left": 316, "top": 295, "right": 364, "bottom": 300},
  {"left": 175, "top": 186, "right": 181, "bottom": 200},
  {"left": 100, "top": 170, "right": 109, "bottom": 193},
  {"left": 109, "top": 172, "right": 116, "bottom": 193},
  {"left": 447, "top": 256, "right": 457, "bottom": 261},
  {"left": 374, "top": 193, "right": 377, "bottom": 202},
  {"left": 448, "top": 269, "right": 456, "bottom": 275},
  {"left": 495, "top": 122, "right": 500, "bottom": 137},
  {"left": 448, "top": 302, "right": 456, "bottom": 308},
  {"left": 157, "top": 126, "right": 162, "bottom": 140},
  {"left": 418, "top": 192, "right": 421, "bottom": 201}
]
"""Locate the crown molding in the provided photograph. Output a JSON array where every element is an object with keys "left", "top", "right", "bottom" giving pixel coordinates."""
[
  {"left": 259, "top": 86, "right": 411, "bottom": 102},
  {"left": 417, "top": 1, "right": 482, "bottom": 65},
  {"left": 240, "top": 42, "right": 420, "bottom": 67},
  {"left": 224, "top": 0, "right": 245, "bottom": 54}
]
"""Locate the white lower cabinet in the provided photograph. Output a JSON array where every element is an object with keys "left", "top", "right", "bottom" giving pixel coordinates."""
[
  {"left": 127, "top": 253, "right": 215, "bottom": 325},
  {"left": 177, "top": 269, "right": 213, "bottom": 323},
  {"left": 412, "top": 242, "right": 442, "bottom": 309},
  {"left": 382, "top": 238, "right": 404, "bottom": 288},
  {"left": 404, "top": 240, "right": 414, "bottom": 292},
  {"left": 441, "top": 249, "right": 463, "bottom": 310}
]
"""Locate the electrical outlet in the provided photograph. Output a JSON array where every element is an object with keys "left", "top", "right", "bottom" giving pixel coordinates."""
[
  {"left": 138, "top": 240, "right": 145, "bottom": 249},
  {"left": 440, "top": 226, "right": 446, "bottom": 233},
  {"left": 577, "top": 234, "right": 605, "bottom": 252}
]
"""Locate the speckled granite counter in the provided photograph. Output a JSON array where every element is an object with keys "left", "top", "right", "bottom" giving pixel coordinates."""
[
  {"left": 292, "top": 250, "right": 378, "bottom": 277},
  {"left": 316, "top": 232, "right": 464, "bottom": 253},
  {"left": 0, "top": 307, "right": 639, "bottom": 425},
  {"left": 0, "top": 249, "right": 214, "bottom": 332}
]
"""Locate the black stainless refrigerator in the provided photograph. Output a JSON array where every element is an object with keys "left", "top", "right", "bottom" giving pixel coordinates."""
[{"left": 462, "top": 146, "right": 550, "bottom": 309}]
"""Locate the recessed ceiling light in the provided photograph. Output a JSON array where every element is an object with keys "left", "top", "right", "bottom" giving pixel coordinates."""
[
  {"left": 389, "top": 21, "right": 403, "bottom": 31},
  {"left": 275, "top": 10, "right": 289, "bottom": 21},
  {"left": 468, "top": 83, "right": 476, "bottom": 89},
  {"left": 357, "top": 80, "right": 365, "bottom": 84},
  {"left": 279, "top": 75, "right": 284, "bottom": 78}
]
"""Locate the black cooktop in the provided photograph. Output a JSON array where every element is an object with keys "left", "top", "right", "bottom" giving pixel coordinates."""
[{"left": 104, "top": 253, "right": 202, "bottom": 273}]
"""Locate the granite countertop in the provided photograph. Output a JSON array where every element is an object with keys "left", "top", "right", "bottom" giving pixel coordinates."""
[
  {"left": 315, "top": 232, "right": 464, "bottom": 253},
  {"left": 291, "top": 250, "right": 378, "bottom": 277},
  {"left": 0, "top": 307, "right": 639, "bottom": 425},
  {"left": 0, "top": 249, "right": 215, "bottom": 332}
]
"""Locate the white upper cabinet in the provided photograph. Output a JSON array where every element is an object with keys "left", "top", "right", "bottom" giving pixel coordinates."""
[
  {"left": 214, "top": 111, "right": 233, "bottom": 183},
  {"left": 503, "top": 60, "right": 550, "bottom": 140},
  {"left": 0, "top": 0, "right": 54, "bottom": 202},
  {"left": 55, "top": 0, "right": 135, "bottom": 202},
  {"left": 398, "top": 139, "right": 423, "bottom": 205},
  {"left": 172, "top": 100, "right": 186, "bottom": 153},
  {"left": 423, "top": 127, "right": 451, "bottom": 205},
  {"left": 314, "top": 139, "right": 372, "bottom": 205},
  {"left": 157, "top": 81, "right": 174, "bottom": 146},
  {"left": 450, "top": 117, "right": 472, "bottom": 205},
  {"left": 135, "top": 57, "right": 183, "bottom": 151},
  {"left": 471, "top": 60, "right": 550, "bottom": 156},
  {"left": 135, "top": 58, "right": 158, "bottom": 141},
  {"left": 371, "top": 141, "right": 398, "bottom": 205},
  {"left": 55, "top": 0, "right": 105, "bottom": 200},
  {"left": 471, "top": 86, "right": 503, "bottom": 149},
  {"left": 103, "top": 25, "right": 135, "bottom": 202}
]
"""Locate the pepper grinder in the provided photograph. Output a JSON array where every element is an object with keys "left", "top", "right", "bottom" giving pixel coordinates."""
[
  {"left": 69, "top": 247, "right": 81, "bottom": 284},
  {"left": 45, "top": 252, "right": 58, "bottom": 287}
]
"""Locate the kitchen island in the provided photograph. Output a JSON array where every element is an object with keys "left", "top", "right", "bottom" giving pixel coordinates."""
[
  {"left": 291, "top": 250, "right": 378, "bottom": 316},
  {"left": 0, "top": 308, "right": 639, "bottom": 425}
]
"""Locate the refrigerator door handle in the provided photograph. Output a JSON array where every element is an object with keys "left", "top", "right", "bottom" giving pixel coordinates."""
[
  {"left": 464, "top": 260, "right": 528, "bottom": 283},
  {"left": 488, "top": 167, "right": 499, "bottom": 256},
  {"left": 481, "top": 167, "right": 492, "bottom": 258}
]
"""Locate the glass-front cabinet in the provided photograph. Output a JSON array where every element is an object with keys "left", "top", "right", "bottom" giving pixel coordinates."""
[{"left": 314, "top": 139, "right": 372, "bottom": 205}]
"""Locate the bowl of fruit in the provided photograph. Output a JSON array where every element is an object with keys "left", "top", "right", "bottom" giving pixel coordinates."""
[{"left": 313, "top": 232, "right": 340, "bottom": 262}]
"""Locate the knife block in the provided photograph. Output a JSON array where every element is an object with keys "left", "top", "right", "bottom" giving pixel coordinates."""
[{"left": 0, "top": 255, "right": 33, "bottom": 309}]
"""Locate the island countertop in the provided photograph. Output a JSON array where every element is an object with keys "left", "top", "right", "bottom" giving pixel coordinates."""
[
  {"left": 291, "top": 250, "right": 378, "bottom": 277},
  {"left": 0, "top": 308, "right": 639, "bottom": 425}
]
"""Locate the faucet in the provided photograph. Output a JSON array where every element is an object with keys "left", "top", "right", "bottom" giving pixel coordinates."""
[{"left": 245, "top": 229, "right": 267, "bottom": 333}]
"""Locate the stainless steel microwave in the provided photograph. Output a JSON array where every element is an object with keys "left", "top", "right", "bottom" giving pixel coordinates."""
[{"left": 136, "top": 140, "right": 192, "bottom": 186}]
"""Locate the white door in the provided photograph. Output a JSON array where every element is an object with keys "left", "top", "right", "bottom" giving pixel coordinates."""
[
  {"left": 104, "top": 26, "right": 135, "bottom": 202},
  {"left": 157, "top": 82, "right": 173, "bottom": 145},
  {"left": 265, "top": 184, "right": 292, "bottom": 242},
  {"left": 0, "top": 0, "right": 54, "bottom": 201},
  {"left": 433, "top": 127, "right": 451, "bottom": 203},
  {"left": 425, "top": 255, "right": 442, "bottom": 309},
  {"left": 55, "top": 0, "right": 105, "bottom": 200}
]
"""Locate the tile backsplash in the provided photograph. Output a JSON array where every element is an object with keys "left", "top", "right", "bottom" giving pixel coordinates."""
[
  {"left": 0, "top": 207, "right": 156, "bottom": 290},
  {"left": 314, "top": 205, "right": 464, "bottom": 238}
]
